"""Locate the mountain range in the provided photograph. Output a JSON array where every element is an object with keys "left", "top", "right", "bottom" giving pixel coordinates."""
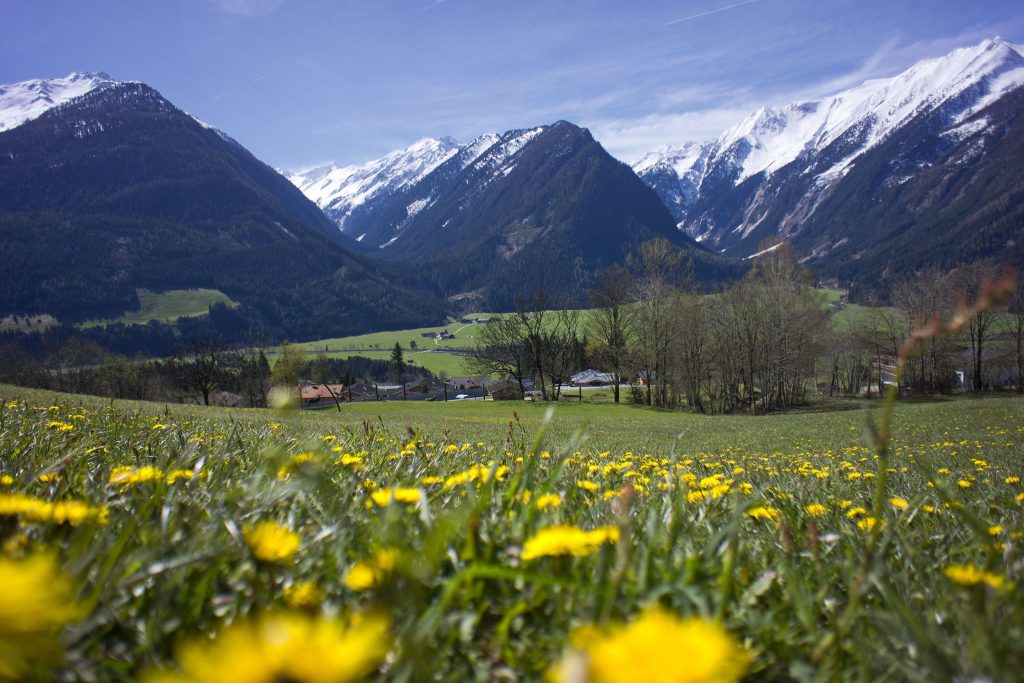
[
  {"left": 291, "top": 121, "right": 737, "bottom": 308},
  {"left": 1, "top": 36, "right": 1022, "bottom": 347},
  {"left": 632, "top": 37, "right": 1024, "bottom": 290},
  {"left": 0, "top": 78, "right": 444, "bottom": 340}
]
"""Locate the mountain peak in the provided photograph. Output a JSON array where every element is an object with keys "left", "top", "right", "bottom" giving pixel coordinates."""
[
  {"left": 662, "top": 35, "right": 1024, "bottom": 187},
  {"left": 0, "top": 71, "right": 119, "bottom": 132},
  {"left": 286, "top": 134, "right": 465, "bottom": 231},
  {"left": 631, "top": 34, "right": 1024, "bottom": 274}
]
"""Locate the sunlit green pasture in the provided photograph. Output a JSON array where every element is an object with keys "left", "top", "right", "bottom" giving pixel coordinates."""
[{"left": 78, "top": 288, "right": 239, "bottom": 328}]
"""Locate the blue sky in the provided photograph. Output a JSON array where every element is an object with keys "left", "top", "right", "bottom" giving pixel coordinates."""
[{"left": 2, "top": 0, "right": 1023, "bottom": 168}]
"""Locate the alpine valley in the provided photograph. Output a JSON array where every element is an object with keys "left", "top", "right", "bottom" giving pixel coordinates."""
[
  {"left": 2, "top": 36, "right": 1022, "bottom": 344},
  {"left": 291, "top": 121, "right": 738, "bottom": 309}
]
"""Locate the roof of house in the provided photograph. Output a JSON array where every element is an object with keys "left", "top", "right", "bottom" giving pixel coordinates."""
[
  {"left": 299, "top": 384, "right": 346, "bottom": 400},
  {"left": 571, "top": 369, "right": 615, "bottom": 385}
]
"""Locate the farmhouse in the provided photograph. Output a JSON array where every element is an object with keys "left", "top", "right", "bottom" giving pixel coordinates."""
[
  {"left": 450, "top": 376, "right": 486, "bottom": 390},
  {"left": 571, "top": 369, "right": 615, "bottom": 386},
  {"left": 299, "top": 383, "right": 349, "bottom": 407}
]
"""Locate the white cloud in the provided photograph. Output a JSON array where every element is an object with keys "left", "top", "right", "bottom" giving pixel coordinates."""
[{"left": 588, "top": 109, "right": 750, "bottom": 163}]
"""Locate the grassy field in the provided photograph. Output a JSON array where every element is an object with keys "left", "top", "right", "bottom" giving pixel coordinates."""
[
  {"left": 0, "top": 313, "right": 58, "bottom": 334},
  {"left": 1, "top": 384, "right": 1021, "bottom": 681},
  {"left": 79, "top": 288, "right": 239, "bottom": 328}
]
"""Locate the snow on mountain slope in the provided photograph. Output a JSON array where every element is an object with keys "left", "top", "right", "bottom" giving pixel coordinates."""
[
  {"left": 0, "top": 72, "right": 118, "bottom": 132},
  {"left": 637, "top": 37, "right": 1024, "bottom": 190},
  {"left": 454, "top": 133, "right": 502, "bottom": 170},
  {"left": 286, "top": 136, "right": 464, "bottom": 231},
  {"left": 464, "top": 126, "right": 545, "bottom": 178},
  {"left": 715, "top": 36, "right": 1024, "bottom": 184}
]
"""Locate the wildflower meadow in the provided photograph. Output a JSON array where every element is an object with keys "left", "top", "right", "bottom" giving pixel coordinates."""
[{"left": 0, "top": 384, "right": 1021, "bottom": 682}]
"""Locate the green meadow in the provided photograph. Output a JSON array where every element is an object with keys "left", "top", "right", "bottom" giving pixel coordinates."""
[
  {"left": 1, "top": 383, "right": 1021, "bottom": 681},
  {"left": 79, "top": 289, "right": 239, "bottom": 328}
]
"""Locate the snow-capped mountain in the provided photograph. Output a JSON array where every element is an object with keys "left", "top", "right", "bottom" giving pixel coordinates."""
[
  {"left": 0, "top": 76, "right": 445, "bottom": 334},
  {"left": 635, "top": 36, "right": 1024, "bottom": 258},
  {"left": 285, "top": 136, "right": 464, "bottom": 232},
  {"left": 0, "top": 72, "right": 118, "bottom": 133},
  {"left": 633, "top": 142, "right": 712, "bottom": 223},
  {"left": 305, "top": 120, "right": 733, "bottom": 307}
]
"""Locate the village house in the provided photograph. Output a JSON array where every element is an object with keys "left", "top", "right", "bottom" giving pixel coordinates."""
[
  {"left": 299, "top": 384, "right": 350, "bottom": 408},
  {"left": 570, "top": 369, "right": 615, "bottom": 386},
  {"left": 450, "top": 376, "right": 486, "bottom": 390}
]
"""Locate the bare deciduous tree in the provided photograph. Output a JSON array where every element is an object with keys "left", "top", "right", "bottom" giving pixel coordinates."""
[{"left": 588, "top": 265, "right": 635, "bottom": 404}]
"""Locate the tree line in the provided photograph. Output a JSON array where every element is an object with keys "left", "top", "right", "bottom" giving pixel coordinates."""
[
  {"left": 0, "top": 337, "right": 437, "bottom": 407},
  {"left": 469, "top": 239, "right": 1022, "bottom": 413}
]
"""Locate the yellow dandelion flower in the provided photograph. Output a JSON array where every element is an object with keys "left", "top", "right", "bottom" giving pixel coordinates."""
[
  {"left": 284, "top": 581, "right": 323, "bottom": 609},
  {"left": 0, "top": 493, "right": 105, "bottom": 526},
  {"left": 0, "top": 493, "right": 52, "bottom": 522},
  {"left": 420, "top": 476, "right": 444, "bottom": 486},
  {"left": 337, "top": 454, "right": 364, "bottom": 470},
  {"left": 988, "top": 525, "right": 1004, "bottom": 536},
  {"left": 746, "top": 506, "right": 781, "bottom": 523},
  {"left": 50, "top": 500, "right": 108, "bottom": 526},
  {"left": 344, "top": 550, "right": 397, "bottom": 592},
  {"left": 957, "top": 480, "right": 972, "bottom": 488},
  {"left": 443, "top": 464, "right": 509, "bottom": 490},
  {"left": 520, "top": 525, "right": 619, "bottom": 561},
  {"left": 143, "top": 611, "right": 390, "bottom": 683},
  {"left": 536, "top": 493, "right": 562, "bottom": 510},
  {"left": 889, "top": 497, "right": 909, "bottom": 511},
  {"left": 0, "top": 475, "right": 13, "bottom": 486},
  {"left": 0, "top": 554, "right": 85, "bottom": 681},
  {"left": 857, "top": 517, "right": 880, "bottom": 532},
  {"left": 804, "top": 503, "right": 827, "bottom": 517},
  {"left": 244, "top": 521, "right": 301, "bottom": 565},
  {"left": 368, "top": 487, "right": 421, "bottom": 507},
  {"left": 166, "top": 469, "right": 195, "bottom": 485},
  {"left": 46, "top": 421, "right": 73, "bottom": 432},
  {"left": 37, "top": 472, "right": 59, "bottom": 483},
  {"left": 943, "top": 564, "right": 1013, "bottom": 591},
  {"left": 846, "top": 506, "right": 868, "bottom": 519},
  {"left": 277, "top": 453, "right": 320, "bottom": 481},
  {"left": 109, "top": 466, "right": 163, "bottom": 488},
  {"left": 548, "top": 607, "right": 749, "bottom": 683},
  {"left": 1006, "top": 476, "right": 1020, "bottom": 484}
]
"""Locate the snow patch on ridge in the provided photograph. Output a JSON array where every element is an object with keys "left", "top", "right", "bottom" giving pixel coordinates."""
[
  {"left": 0, "top": 72, "right": 118, "bottom": 132},
  {"left": 941, "top": 116, "right": 990, "bottom": 142},
  {"left": 286, "top": 136, "right": 463, "bottom": 230}
]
